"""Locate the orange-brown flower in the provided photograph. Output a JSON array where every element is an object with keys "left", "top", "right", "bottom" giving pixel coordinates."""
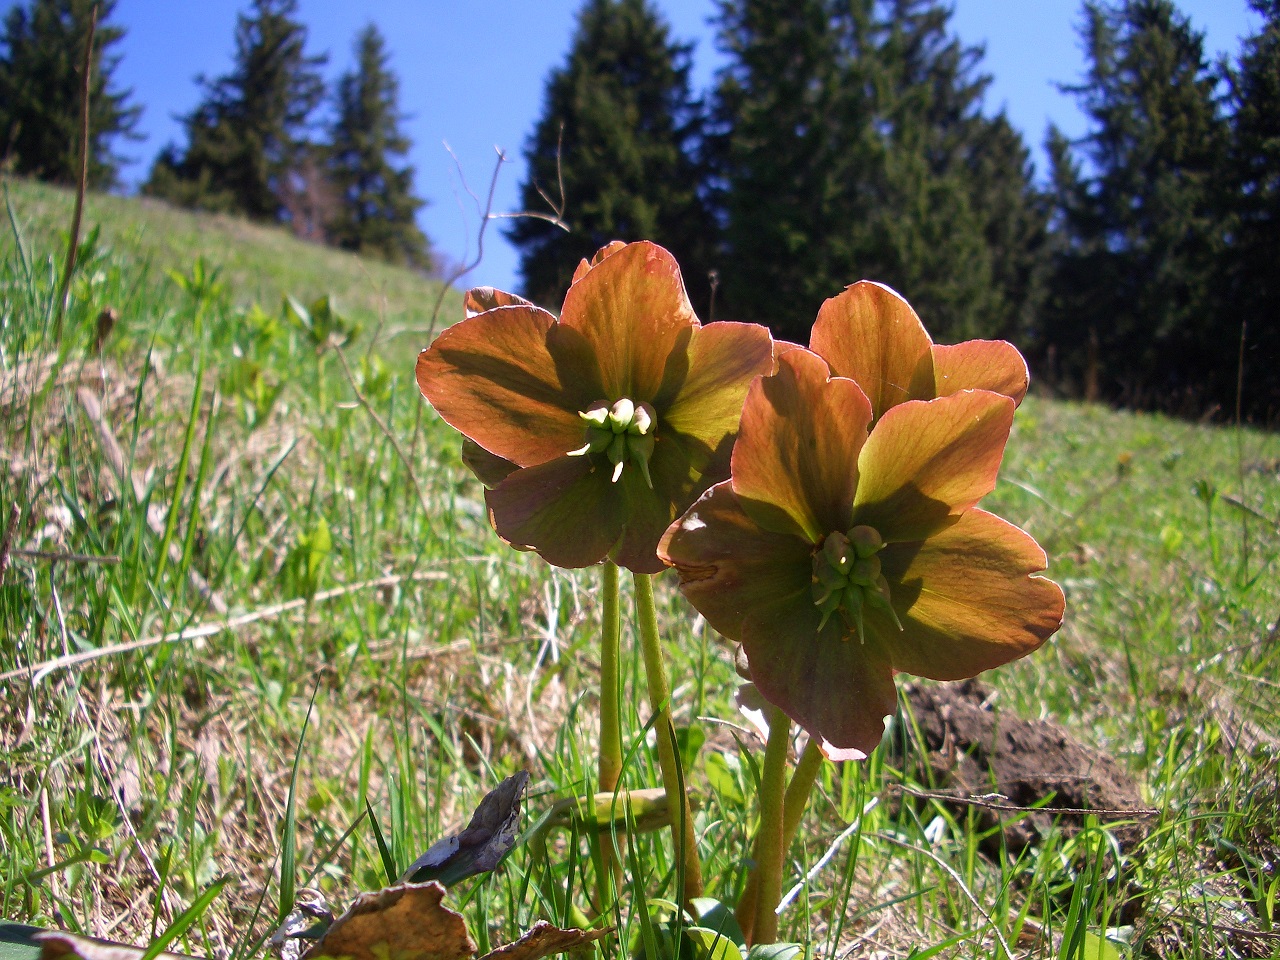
[
  {"left": 809, "top": 280, "right": 1031, "bottom": 420},
  {"left": 416, "top": 241, "right": 774, "bottom": 573},
  {"left": 659, "top": 289, "right": 1062, "bottom": 759}
]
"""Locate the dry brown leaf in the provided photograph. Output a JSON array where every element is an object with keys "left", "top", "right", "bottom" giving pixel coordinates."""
[
  {"left": 476, "top": 921, "right": 609, "bottom": 960},
  {"left": 299, "top": 883, "right": 474, "bottom": 960},
  {"left": 37, "top": 932, "right": 198, "bottom": 960}
]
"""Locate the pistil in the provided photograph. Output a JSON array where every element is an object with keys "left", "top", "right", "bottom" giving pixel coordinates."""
[{"left": 569, "top": 398, "right": 657, "bottom": 487}]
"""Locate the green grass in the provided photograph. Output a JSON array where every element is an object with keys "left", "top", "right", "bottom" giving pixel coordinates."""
[{"left": 2, "top": 176, "right": 1279, "bottom": 960}]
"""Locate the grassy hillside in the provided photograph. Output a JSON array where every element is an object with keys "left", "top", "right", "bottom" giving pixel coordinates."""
[
  {"left": 1, "top": 178, "right": 461, "bottom": 351},
  {"left": 2, "top": 180, "right": 1278, "bottom": 960}
]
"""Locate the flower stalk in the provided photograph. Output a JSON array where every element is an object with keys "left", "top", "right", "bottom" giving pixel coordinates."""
[
  {"left": 736, "top": 736, "right": 826, "bottom": 942},
  {"left": 595, "top": 560, "right": 623, "bottom": 911},
  {"left": 740, "top": 703, "right": 792, "bottom": 945},
  {"left": 599, "top": 561, "right": 623, "bottom": 792},
  {"left": 634, "top": 572, "right": 703, "bottom": 905}
]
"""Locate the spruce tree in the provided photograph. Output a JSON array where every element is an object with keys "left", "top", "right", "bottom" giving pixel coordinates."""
[
  {"left": 507, "top": 0, "right": 713, "bottom": 312},
  {"left": 834, "top": 0, "right": 1047, "bottom": 343},
  {"left": 0, "top": 0, "right": 140, "bottom": 188},
  {"left": 145, "top": 0, "right": 326, "bottom": 221},
  {"left": 1045, "top": 0, "right": 1228, "bottom": 410},
  {"left": 711, "top": 0, "right": 849, "bottom": 332},
  {"left": 712, "top": 0, "right": 1048, "bottom": 343},
  {"left": 1225, "top": 0, "right": 1280, "bottom": 419},
  {"left": 325, "top": 24, "right": 430, "bottom": 269}
]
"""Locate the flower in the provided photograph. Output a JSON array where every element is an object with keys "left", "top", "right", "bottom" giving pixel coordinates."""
[
  {"left": 658, "top": 342, "right": 1064, "bottom": 760},
  {"left": 416, "top": 241, "right": 774, "bottom": 573},
  {"left": 809, "top": 280, "right": 1031, "bottom": 421}
]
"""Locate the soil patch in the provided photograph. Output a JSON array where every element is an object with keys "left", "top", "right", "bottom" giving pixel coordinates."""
[{"left": 900, "top": 679, "right": 1151, "bottom": 853}]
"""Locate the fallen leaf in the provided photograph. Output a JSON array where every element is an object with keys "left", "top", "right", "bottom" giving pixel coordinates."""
[
  {"left": 401, "top": 771, "right": 529, "bottom": 886},
  {"left": 476, "top": 921, "right": 608, "bottom": 960},
  {"left": 300, "top": 883, "right": 474, "bottom": 960},
  {"left": 35, "top": 932, "right": 197, "bottom": 960}
]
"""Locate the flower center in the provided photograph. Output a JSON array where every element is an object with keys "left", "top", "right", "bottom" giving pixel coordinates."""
[
  {"left": 568, "top": 398, "right": 657, "bottom": 487},
  {"left": 811, "top": 525, "right": 901, "bottom": 640}
]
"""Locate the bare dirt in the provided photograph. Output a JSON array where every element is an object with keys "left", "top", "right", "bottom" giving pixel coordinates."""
[{"left": 899, "top": 679, "right": 1151, "bottom": 853}]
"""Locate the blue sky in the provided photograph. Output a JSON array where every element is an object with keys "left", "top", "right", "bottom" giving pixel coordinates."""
[{"left": 6, "top": 0, "right": 1262, "bottom": 293}]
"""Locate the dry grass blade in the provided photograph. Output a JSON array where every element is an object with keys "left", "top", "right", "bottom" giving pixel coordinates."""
[
  {"left": 0, "top": 569, "right": 448, "bottom": 684},
  {"left": 0, "top": 501, "right": 19, "bottom": 578}
]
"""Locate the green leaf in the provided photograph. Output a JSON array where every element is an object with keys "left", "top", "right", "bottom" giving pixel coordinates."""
[
  {"left": 1159, "top": 524, "right": 1184, "bottom": 556},
  {"left": 1080, "top": 932, "right": 1122, "bottom": 960},
  {"left": 746, "top": 942, "right": 802, "bottom": 960},
  {"left": 683, "top": 927, "right": 742, "bottom": 960},
  {"left": 141, "top": 875, "right": 230, "bottom": 960},
  {"left": 675, "top": 725, "right": 706, "bottom": 773},
  {"left": 704, "top": 753, "right": 744, "bottom": 805},
  {"left": 0, "top": 923, "right": 43, "bottom": 960},
  {"left": 687, "top": 899, "right": 745, "bottom": 950}
]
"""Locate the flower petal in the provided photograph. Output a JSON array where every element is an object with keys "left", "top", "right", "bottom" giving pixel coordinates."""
[
  {"left": 558, "top": 242, "right": 697, "bottom": 401},
  {"left": 661, "top": 482, "right": 898, "bottom": 758},
  {"left": 743, "top": 602, "right": 897, "bottom": 761},
  {"left": 879, "top": 509, "right": 1064, "bottom": 679},
  {"left": 661, "top": 320, "right": 774, "bottom": 461},
  {"left": 485, "top": 456, "right": 625, "bottom": 569},
  {"left": 609, "top": 432, "right": 706, "bottom": 574},
  {"left": 809, "top": 281, "right": 936, "bottom": 420},
  {"left": 853, "top": 391, "right": 1014, "bottom": 542},
  {"left": 931, "top": 341, "right": 1029, "bottom": 406},
  {"left": 571, "top": 240, "right": 629, "bottom": 285},
  {"left": 731, "top": 348, "right": 872, "bottom": 543},
  {"left": 659, "top": 482, "right": 818, "bottom": 642},
  {"left": 461, "top": 438, "right": 518, "bottom": 489},
  {"left": 463, "top": 286, "right": 533, "bottom": 317},
  {"left": 417, "top": 305, "right": 603, "bottom": 467}
]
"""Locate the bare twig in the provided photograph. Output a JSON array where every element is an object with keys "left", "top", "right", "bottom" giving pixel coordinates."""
[
  {"left": 0, "top": 569, "right": 452, "bottom": 685},
  {"left": 1220, "top": 493, "right": 1279, "bottom": 534},
  {"left": 490, "top": 122, "right": 570, "bottom": 230},
  {"left": 424, "top": 145, "right": 508, "bottom": 341},
  {"left": 887, "top": 783, "right": 1159, "bottom": 819},
  {"left": 423, "top": 141, "right": 570, "bottom": 342},
  {"left": 53, "top": 3, "right": 97, "bottom": 341},
  {"left": 0, "top": 502, "right": 18, "bottom": 579},
  {"left": 10, "top": 548, "right": 120, "bottom": 565},
  {"left": 331, "top": 344, "right": 433, "bottom": 520}
]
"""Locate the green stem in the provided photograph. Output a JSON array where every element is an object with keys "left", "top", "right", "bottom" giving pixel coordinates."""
[
  {"left": 782, "top": 738, "right": 824, "bottom": 847},
  {"left": 633, "top": 572, "right": 703, "bottom": 905},
  {"left": 600, "top": 561, "right": 623, "bottom": 792},
  {"left": 738, "top": 736, "right": 825, "bottom": 939},
  {"left": 595, "top": 560, "right": 623, "bottom": 913},
  {"left": 742, "top": 704, "right": 791, "bottom": 945}
]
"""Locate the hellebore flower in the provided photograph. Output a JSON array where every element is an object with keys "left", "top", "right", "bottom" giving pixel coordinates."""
[
  {"left": 809, "top": 280, "right": 1031, "bottom": 421},
  {"left": 417, "top": 241, "right": 774, "bottom": 573},
  {"left": 658, "top": 346, "right": 1064, "bottom": 759}
]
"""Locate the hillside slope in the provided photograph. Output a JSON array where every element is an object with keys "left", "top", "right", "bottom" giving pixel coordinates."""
[
  {"left": 1, "top": 177, "right": 461, "bottom": 343},
  {"left": 2, "top": 180, "right": 1279, "bottom": 959}
]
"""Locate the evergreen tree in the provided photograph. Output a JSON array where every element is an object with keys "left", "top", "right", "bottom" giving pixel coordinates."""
[
  {"left": 710, "top": 0, "right": 849, "bottom": 332},
  {"left": 508, "top": 0, "right": 713, "bottom": 312},
  {"left": 325, "top": 24, "right": 430, "bottom": 269},
  {"left": 1225, "top": 0, "right": 1280, "bottom": 419},
  {"left": 0, "top": 0, "right": 140, "bottom": 188},
  {"left": 145, "top": 0, "right": 326, "bottom": 221},
  {"left": 1045, "top": 0, "right": 1228, "bottom": 410},
  {"left": 834, "top": 0, "right": 1047, "bottom": 343},
  {"left": 712, "top": 0, "right": 1048, "bottom": 343}
]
